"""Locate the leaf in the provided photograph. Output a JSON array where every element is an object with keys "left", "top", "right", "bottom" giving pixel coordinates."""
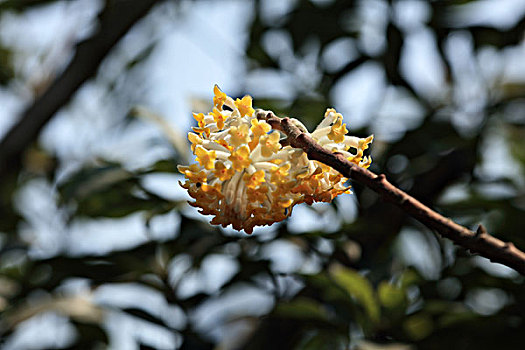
[
  {"left": 274, "top": 297, "right": 329, "bottom": 321},
  {"left": 403, "top": 313, "right": 434, "bottom": 341},
  {"left": 399, "top": 268, "right": 422, "bottom": 289},
  {"left": 378, "top": 281, "right": 407, "bottom": 310},
  {"left": 329, "top": 265, "right": 380, "bottom": 323},
  {"left": 146, "top": 159, "right": 180, "bottom": 173},
  {"left": 302, "top": 272, "right": 348, "bottom": 304}
]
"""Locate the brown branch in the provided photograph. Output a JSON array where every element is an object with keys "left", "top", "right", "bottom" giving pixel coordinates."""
[{"left": 258, "top": 110, "right": 525, "bottom": 276}]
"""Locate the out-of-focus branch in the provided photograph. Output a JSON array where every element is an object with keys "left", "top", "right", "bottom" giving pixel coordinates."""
[
  {"left": 258, "top": 110, "right": 525, "bottom": 276},
  {"left": 0, "top": 0, "right": 161, "bottom": 180}
]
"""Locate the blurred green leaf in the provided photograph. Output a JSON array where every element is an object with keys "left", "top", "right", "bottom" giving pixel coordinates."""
[
  {"left": 329, "top": 265, "right": 380, "bottom": 323},
  {"left": 274, "top": 297, "right": 329, "bottom": 321},
  {"left": 403, "top": 313, "right": 434, "bottom": 341},
  {"left": 378, "top": 281, "right": 407, "bottom": 311}
]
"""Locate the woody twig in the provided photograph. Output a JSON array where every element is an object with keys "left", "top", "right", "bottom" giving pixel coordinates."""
[{"left": 258, "top": 110, "right": 525, "bottom": 276}]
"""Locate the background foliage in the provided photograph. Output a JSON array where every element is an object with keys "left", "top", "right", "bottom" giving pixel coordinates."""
[{"left": 1, "top": 0, "right": 525, "bottom": 349}]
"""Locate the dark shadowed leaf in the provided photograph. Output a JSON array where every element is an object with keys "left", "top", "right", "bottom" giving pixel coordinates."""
[{"left": 329, "top": 265, "right": 380, "bottom": 324}]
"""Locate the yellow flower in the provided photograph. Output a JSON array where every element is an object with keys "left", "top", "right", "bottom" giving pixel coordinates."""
[
  {"left": 178, "top": 86, "right": 373, "bottom": 234},
  {"left": 192, "top": 126, "right": 210, "bottom": 137},
  {"left": 178, "top": 164, "right": 207, "bottom": 183},
  {"left": 214, "top": 161, "right": 234, "bottom": 181},
  {"left": 229, "top": 145, "right": 251, "bottom": 172},
  {"left": 213, "top": 84, "right": 228, "bottom": 108},
  {"left": 243, "top": 170, "right": 266, "bottom": 189},
  {"left": 187, "top": 132, "right": 202, "bottom": 152},
  {"left": 235, "top": 95, "right": 255, "bottom": 117},
  {"left": 211, "top": 107, "right": 226, "bottom": 130},
  {"left": 249, "top": 118, "right": 271, "bottom": 150},
  {"left": 250, "top": 118, "right": 271, "bottom": 136},
  {"left": 214, "top": 139, "right": 233, "bottom": 151},
  {"left": 327, "top": 115, "right": 348, "bottom": 143},
  {"left": 270, "top": 163, "right": 291, "bottom": 185},
  {"left": 259, "top": 131, "right": 281, "bottom": 157},
  {"left": 193, "top": 112, "right": 206, "bottom": 128},
  {"left": 195, "top": 146, "right": 216, "bottom": 170},
  {"left": 229, "top": 124, "right": 250, "bottom": 148}
]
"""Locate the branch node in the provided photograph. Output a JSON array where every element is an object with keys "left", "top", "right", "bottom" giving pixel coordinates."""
[
  {"left": 296, "top": 133, "right": 309, "bottom": 143},
  {"left": 505, "top": 242, "right": 516, "bottom": 250},
  {"left": 375, "top": 174, "right": 386, "bottom": 182},
  {"left": 279, "top": 138, "right": 291, "bottom": 147},
  {"left": 475, "top": 224, "right": 488, "bottom": 237},
  {"left": 255, "top": 110, "right": 268, "bottom": 120}
]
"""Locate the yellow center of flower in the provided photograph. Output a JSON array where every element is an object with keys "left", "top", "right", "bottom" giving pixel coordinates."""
[{"left": 178, "top": 86, "right": 373, "bottom": 234}]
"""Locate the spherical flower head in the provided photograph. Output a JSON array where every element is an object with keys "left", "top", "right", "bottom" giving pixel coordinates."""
[{"left": 178, "top": 86, "right": 373, "bottom": 234}]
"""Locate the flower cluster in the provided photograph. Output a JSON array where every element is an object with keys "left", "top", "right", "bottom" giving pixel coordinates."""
[{"left": 178, "top": 86, "right": 373, "bottom": 234}]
